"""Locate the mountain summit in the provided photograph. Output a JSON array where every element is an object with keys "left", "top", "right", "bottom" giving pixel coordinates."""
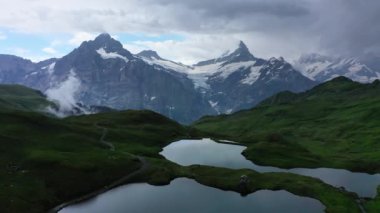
[
  {"left": 195, "top": 41, "right": 255, "bottom": 66},
  {"left": 94, "top": 33, "right": 112, "bottom": 42},
  {"left": 76, "top": 33, "right": 133, "bottom": 60},
  {"left": 137, "top": 50, "right": 163, "bottom": 60},
  {"left": 188, "top": 41, "right": 316, "bottom": 114},
  {"left": 219, "top": 40, "right": 255, "bottom": 64}
]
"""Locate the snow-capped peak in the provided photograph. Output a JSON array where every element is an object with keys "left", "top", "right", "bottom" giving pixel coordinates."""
[
  {"left": 75, "top": 33, "right": 134, "bottom": 62},
  {"left": 95, "top": 33, "right": 112, "bottom": 41},
  {"left": 92, "top": 33, "right": 122, "bottom": 50},
  {"left": 194, "top": 40, "right": 255, "bottom": 67},
  {"left": 220, "top": 40, "right": 255, "bottom": 63},
  {"left": 295, "top": 53, "right": 380, "bottom": 83},
  {"left": 237, "top": 40, "right": 249, "bottom": 52},
  {"left": 187, "top": 42, "right": 259, "bottom": 89},
  {"left": 188, "top": 42, "right": 297, "bottom": 89},
  {"left": 96, "top": 48, "right": 129, "bottom": 63},
  {"left": 123, "top": 39, "right": 311, "bottom": 93},
  {"left": 137, "top": 50, "right": 162, "bottom": 60}
]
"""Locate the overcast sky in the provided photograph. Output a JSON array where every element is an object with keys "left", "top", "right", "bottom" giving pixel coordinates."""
[{"left": 0, "top": 0, "right": 379, "bottom": 64}]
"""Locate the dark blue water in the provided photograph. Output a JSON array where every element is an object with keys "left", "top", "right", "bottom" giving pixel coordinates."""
[
  {"left": 60, "top": 178, "right": 325, "bottom": 213},
  {"left": 161, "top": 138, "right": 380, "bottom": 198}
]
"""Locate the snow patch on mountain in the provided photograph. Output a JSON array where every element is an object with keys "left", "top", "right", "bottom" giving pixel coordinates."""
[
  {"left": 188, "top": 61, "right": 256, "bottom": 84},
  {"left": 208, "top": 100, "right": 220, "bottom": 114},
  {"left": 208, "top": 100, "right": 218, "bottom": 108},
  {"left": 225, "top": 109, "right": 233, "bottom": 114},
  {"left": 188, "top": 61, "right": 257, "bottom": 89},
  {"left": 97, "top": 48, "right": 129, "bottom": 63},
  {"left": 191, "top": 62, "right": 223, "bottom": 74},
  {"left": 41, "top": 62, "right": 56, "bottom": 75},
  {"left": 349, "top": 63, "right": 364, "bottom": 72},
  {"left": 241, "top": 65, "right": 263, "bottom": 85},
  {"left": 139, "top": 56, "right": 190, "bottom": 73},
  {"left": 217, "top": 61, "right": 257, "bottom": 79},
  {"left": 187, "top": 73, "right": 210, "bottom": 89},
  {"left": 296, "top": 61, "right": 331, "bottom": 80}
]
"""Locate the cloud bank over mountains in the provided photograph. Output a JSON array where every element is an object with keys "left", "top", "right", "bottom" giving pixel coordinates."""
[{"left": 0, "top": 0, "right": 379, "bottom": 63}]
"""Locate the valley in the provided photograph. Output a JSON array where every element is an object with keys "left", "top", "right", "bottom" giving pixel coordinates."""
[
  {"left": 1, "top": 78, "right": 380, "bottom": 212},
  {"left": 0, "top": 110, "right": 363, "bottom": 213}
]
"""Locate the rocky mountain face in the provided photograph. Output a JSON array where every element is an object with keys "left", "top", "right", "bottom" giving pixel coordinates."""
[
  {"left": 0, "top": 34, "right": 317, "bottom": 123},
  {"left": 295, "top": 53, "right": 380, "bottom": 83},
  {"left": 0, "top": 55, "right": 36, "bottom": 83},
  {"left": 134, "top": 40, "right": 316, "bottom": 114},
  {"left": 0, "top": 34, "right": 214, "bottom": 123}
]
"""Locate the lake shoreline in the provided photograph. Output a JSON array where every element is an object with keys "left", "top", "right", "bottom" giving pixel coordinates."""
[
  {"left": 49, "top": 156, "right": 150, "bottom": 213},
  {"left": 55, "top": 139, "right": 370, "bottom": 213}
]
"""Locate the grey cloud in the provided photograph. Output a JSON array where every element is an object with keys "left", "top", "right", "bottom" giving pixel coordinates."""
[
  {"left": 145, "top": 0, "right": 310, "bottom": 18},
  {"left": 311, "top": 0, "right": 380, "bottom": 56},
  {"left": 0, "top": 0, "right": 379, "bottom": 60},
  {"left": 138, "top": 0, "right": 313, "bottom": 33},
  {"left": 140, "top": 0, "right": 380, "bottom": 57}
]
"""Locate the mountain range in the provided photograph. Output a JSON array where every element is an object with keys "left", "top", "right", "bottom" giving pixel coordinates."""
[
  {"left": 295, "top": 53, "right": 380, "bottom": 83},
  {"left": 138, "top": 40, "right": 316, "bottom": 114},
  {"left": 0, "top": 33, "right": 378, "bottom": 123}
]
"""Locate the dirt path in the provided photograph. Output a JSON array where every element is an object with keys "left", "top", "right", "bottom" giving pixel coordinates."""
[
  {"left": 95, "top": 122, "right": 115, "bottom": 151},
  {"left": 49, "top": 155, "right": 150, "bottom": 213},
  {"left": 356, "top": 199, "right": 367, "bottom": 213}
]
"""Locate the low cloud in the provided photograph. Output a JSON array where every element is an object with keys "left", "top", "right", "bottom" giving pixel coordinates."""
[
  {"left": 42, "top": 47, "right": 58, "bottom": 54},
  {"left": 68, "top": 32, "right": 97, "bottom": 46},
  {"left": 0, "top": 32, "right": 6, "bottom": 40},
  {"left": 124, "top": 35, "right": 240, "bottom": 64},
  {"left": 45, "top": 69, "right": 81, "bottom": 113},
  {"left": 124, "top": 32, "right": 317, "bottom": 64},
  {"left": 8, "top": 47, "right": 30, "bottom": 56}
]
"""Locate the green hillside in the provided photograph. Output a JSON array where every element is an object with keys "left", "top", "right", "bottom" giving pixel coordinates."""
[
  {"left": 194, "top": 77, "right": 380, "bottom": 173},
  {"left": 0, "top": 85, "right": 191, "bottom": 212},
  {"left": 0, "top": 109, "right": 189, "bottom": 213},
  {"left": 0, "top": 84, "right": 54, "bottom": 112}
]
